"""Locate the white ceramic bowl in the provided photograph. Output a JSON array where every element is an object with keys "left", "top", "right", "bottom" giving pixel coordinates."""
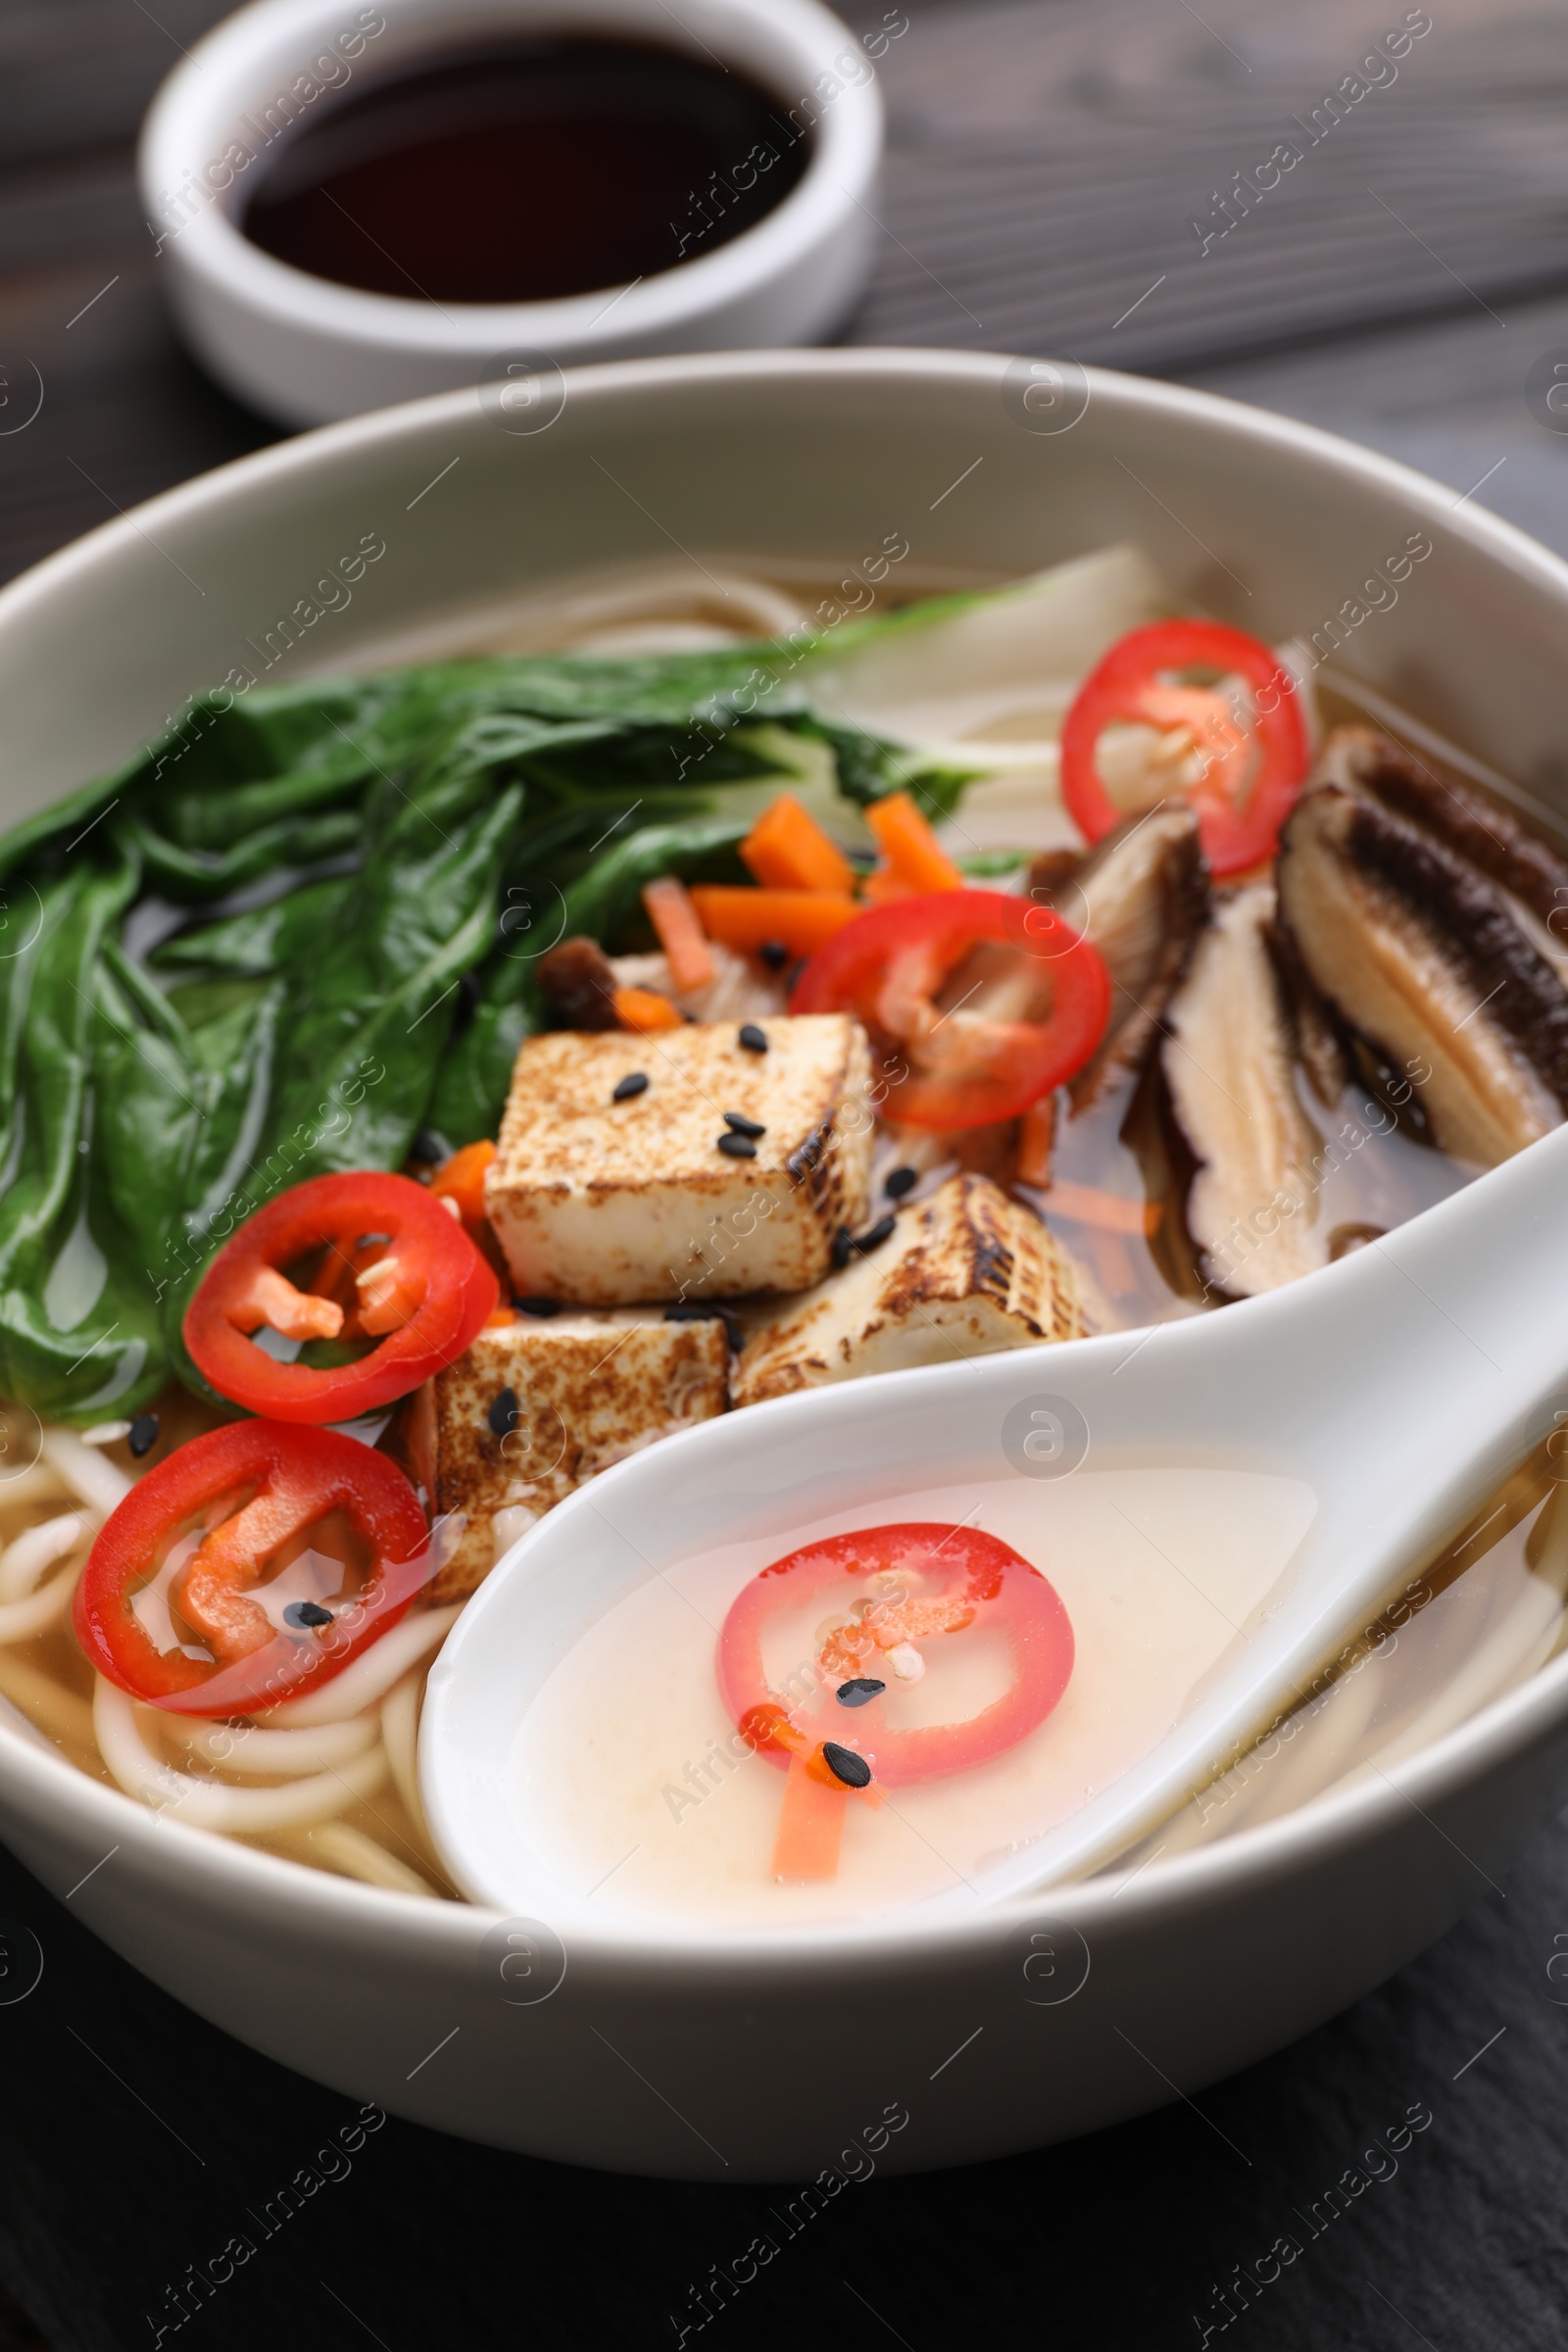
[
  {"left": 3, "top": 351, "right": 1568, "bottom": 2180},
  {"left": 137, "top": 0, "right": 884, "bottom": 425}
]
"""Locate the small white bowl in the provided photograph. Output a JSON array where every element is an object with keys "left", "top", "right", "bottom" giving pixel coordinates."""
[
  {"left": 138, "top": 0, "right": 884, "bottom": 424},
  {"left": 3, "top": 353, "right": 1568, "bottom": 2178}
]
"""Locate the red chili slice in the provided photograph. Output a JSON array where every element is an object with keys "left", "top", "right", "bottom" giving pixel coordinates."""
[
  {"left": 73, "top": 1420, "right": 433, "bottom": 1718},
  {"left": 718, "top": 1521, "right": 1074, "bottom": 1790},
  {"left": 788, "top": 890, "right": 1109, "bottom": 1130},
  {"left": 1060, "top": 618, "right": 1309, "bottom": 877},
  {"left": 185, "top": 1171, "right": 497, "bottom": 1422}
]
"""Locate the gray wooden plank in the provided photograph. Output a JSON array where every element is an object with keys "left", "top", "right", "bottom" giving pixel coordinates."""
[
  {"left": 1186, "top": 287, "right": 1568, "bottom": 557},
  {"left": 841, "top": 0, "right": 1568, "bottom": 369}
]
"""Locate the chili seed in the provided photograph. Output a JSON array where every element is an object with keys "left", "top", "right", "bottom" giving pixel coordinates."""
[
  {"left": 723, "top": 1110, "right": 766, "bottom": 1138},
  {"left": 716, "top": 1133, "right": 757, "bottom": 1159},
  {"left": 284, "top": 1600, "right": 334, "bottom": 1630},
  {"left": 884, "top": 1165, "right": 917, "bottom": 1200},
  {"left": 759, "top": 940, "right": 789, "bottom": 970},
  {"left": 488, "top": 1387, "right": 520, "bottom": 1437},
  {"left": 612, "top": 1072, "right": 649, "bottom": 1102},
  {"left": 853, "top": 1215, "right": 897, "bottom": 1254},
  {"left": 738, "top": 1023, "right": 768, "bottom": 1054},
  {"left": 821, "top": 1740, "right": 872, "bottom": 1788},
  {"left": 126, "top": 1412, "right": 159, "bottom": 1459},
  {"left": 514, "top": 1297, "right": 560, "bottom": 1317},
  {"left": 411, "top": 1127, "right": 452, "bottom": 1166},
  {"left": 836, "top": 1679, "right": 886, "bottom": 1708},
  {"left": 831, "top": 1225, "right": 853, "bottom": 1269}
]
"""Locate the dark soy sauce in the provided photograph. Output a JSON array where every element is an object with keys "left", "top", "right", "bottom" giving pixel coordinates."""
[{"left": 241, "top": 37, "right": 808, "bottom": 305}]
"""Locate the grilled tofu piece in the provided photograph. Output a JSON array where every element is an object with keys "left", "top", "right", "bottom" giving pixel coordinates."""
[
  {"left": 485, "top": 1015, "right": 874, "bottom": 1306},
  {"left": 424, "top": 1308, "right": 730, "bottom": 1600},
  {"left": 732, "top": 1174, "right": 1088, "bottom": 1405}
]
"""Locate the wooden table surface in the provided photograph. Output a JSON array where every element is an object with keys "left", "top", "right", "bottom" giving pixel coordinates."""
[{"left": 4, "top": 3, "right": 1568, "bottom": 2347}]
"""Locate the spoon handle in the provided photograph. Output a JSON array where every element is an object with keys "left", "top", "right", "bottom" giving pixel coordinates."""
[
  {"left": 1111, "top": 1115, "right": 1568, "bottom": 1524},
  {"left": 976, "top": 1121, "right": 1568, "bottom": 1900}
]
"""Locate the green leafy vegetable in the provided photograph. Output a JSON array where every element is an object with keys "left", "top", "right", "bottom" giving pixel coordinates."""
[
  {"left": 0, "top": 631, "right": 958, "bottom": 1419},
  {"left": 1, "top": 540, "right": 1173, "bottom": 1418}
]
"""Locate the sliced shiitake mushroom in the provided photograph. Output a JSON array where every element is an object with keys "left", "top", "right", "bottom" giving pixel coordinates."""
[
  {"left": 1268, "top": 916, "right": 1348, "bottom": 1109},
  {"left": 1163, "top": 884, "right": 1328, "bottom": 1297},
  {"left": 1276, "top": 745, "right": 1568, "bottom": 1165},
  {"left": 537, "top": 936, "right": 620, "bottom": 1030},
  {"left": 1320, "top": 725, "right": 1568, "bottom": 994},
  {"left": 1033, "top": 804, "right": 1209, "bottom": 1111},
  {"left": 1325, "top": 726, "right": 1568, "bottom": 931}
]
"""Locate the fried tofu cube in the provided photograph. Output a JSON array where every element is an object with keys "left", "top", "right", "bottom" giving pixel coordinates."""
[
  {"left": 732, "top": 1174, "right": 1088, "bottom": 1406},
  {"left": 484, "top": 1015, "right": 874, "bottom": 1306},
  {"left": 424, "top": 1309, "right": 729, "bottom": 1600}
]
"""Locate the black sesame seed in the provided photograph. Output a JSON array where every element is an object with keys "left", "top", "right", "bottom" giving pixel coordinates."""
[
  {"left": 488, "top": 1387, "right": 520, "bottom": 1437},
  {"left": 514, "top": 1297, "right": 560, "bottom": 1318},
  {"left": 716, "top": 1132, "right": 757, "bottom": 1159},
  {"left": 759, "top": 940, "right": 789, "bottom": 971},
  {"left": 126, "top": 1412, "right": 159, "bottom": 1459},
  {"left": 831, "top": 1225, "right": 853, "bottom": 1269},
  {"left": 884, "top": 1165, "right": 918, "bottom": 1200},
  {"left": 411, "top": 1127, "right": 452, "bottom": 1166},
  {"left": 785, "top": 960, "right": 806, "bottom": 994},
  {"left": 821, "top": 1740, "right": 872, "bottom": 1788},
  {"left": 738, "top": 1023, "right": 768, "bottom": 1054},
  {"left": 612, "top": 1072, "right": 649, "bottom": 1102},
  {"left": 284, "top": 1600, "right": 334, "bottom": 1630},
  {"left": 836, "top": 1678, "right": 886, "bottom": 1708},
  {"left": 722, "top": 1110, "right": 766, "bottom": 1139},
  {"left": 662, "top": 1301, "right": 741, "bottom": 1350},
  {"left": 853, "top": 1215, "right": 897, "bottom": 1254}
]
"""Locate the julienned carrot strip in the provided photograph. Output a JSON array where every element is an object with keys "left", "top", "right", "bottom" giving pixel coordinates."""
[
  {"left": 770, "top": 1753, "right": 849, "bottom": 1879},
  {"left": 865, "top": 791, "right": 965, "bottom": 895},
  {"left": 741, "top": 793, "right": 857, "bottom": 896},
  {"left": 641, "top": 874, "right": 714, "bottom": 993},
  {"left": 431, "top": 1139, "right": 496, "bottom": 1229},
  {"left": 689, "top": 886, "right": 860, "bottom": 958},
  {"left": 1045, "top": 1180, "right": 1161, "bottom": 1237},
  {"left": 1016, "top": 1099, "right": 1055, "bottom": 1188},
  {"left": 612, "top": 985, "right": 683, "bottom": 1033},
  {"left": 860, "top": 868, "right": 917, "bottom": 908}
]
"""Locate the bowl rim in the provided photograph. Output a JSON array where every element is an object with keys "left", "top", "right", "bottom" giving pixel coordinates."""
[
  {"left": 4, "top": 1623, "right": 1562, "bottom": 1984},
  {"left": 7, "top": 346, "right": 1567, "bottom": 641},
  {"left": 4, "top": 343, "right": 1568, "bottom": 1982},
  {"left": 136, "top": 0, "right": 885, "bottom": 358}
]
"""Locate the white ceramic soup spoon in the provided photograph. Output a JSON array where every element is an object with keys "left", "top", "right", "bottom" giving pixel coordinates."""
[{"left": 421, "top": 1117, "right": 1568, "bottom": 1925}]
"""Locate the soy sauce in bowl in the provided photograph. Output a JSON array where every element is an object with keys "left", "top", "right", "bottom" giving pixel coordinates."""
[{"left": 240, "top": 36, "right": 808, "bottom": 306}]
